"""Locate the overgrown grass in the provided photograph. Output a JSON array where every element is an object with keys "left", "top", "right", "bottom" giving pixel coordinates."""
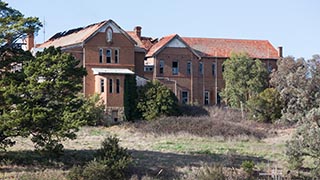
[{"left": 132, "top": 107, "right": 272, "bottom": 139}]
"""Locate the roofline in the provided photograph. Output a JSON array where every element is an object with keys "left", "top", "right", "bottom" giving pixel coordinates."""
[
  {"left": 83, "top": 19, "right": 137, "bottom": 46},
  {"left": 148, "top": 34, "right": 201, "bottom": 59}
]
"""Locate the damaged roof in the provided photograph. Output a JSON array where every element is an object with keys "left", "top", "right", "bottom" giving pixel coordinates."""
[{"left": 38, "top": 19, "right": 136, "bottom": 49}]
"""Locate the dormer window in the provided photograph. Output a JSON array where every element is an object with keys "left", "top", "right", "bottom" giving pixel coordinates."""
[{"left": 106, "top": 27, "right": 113, "bottom": 43}]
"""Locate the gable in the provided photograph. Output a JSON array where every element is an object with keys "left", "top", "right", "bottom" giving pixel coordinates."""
[{"left": 167, "top": 38, "right": 187, "bottom": 48}]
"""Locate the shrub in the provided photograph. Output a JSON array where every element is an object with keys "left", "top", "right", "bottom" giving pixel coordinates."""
[
  {"left": 247, "top": 88, "right": 282, "bottom": 123},
  {"left": 133, "top": 107, "right": 269, "bottom": 139},
  {"left": 241, "top": 160, "right": 255, "bottom": 176},
  {"left": 137, "top": 80, "right": 179, "bottom": 120},
  {"left": 67, "top": 136, "right": 132, "bottom": 180}
]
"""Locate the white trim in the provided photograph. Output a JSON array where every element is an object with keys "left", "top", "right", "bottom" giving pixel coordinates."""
[{"left": 92, "top": 68, "right": 134, "bottom": 75}]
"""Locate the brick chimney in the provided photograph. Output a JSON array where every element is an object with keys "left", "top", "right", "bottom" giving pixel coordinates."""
[
  {"left": 26, "top": 32, "right": 35, "bottom": 51},
  {"left": 278, "top": 46, "right": 283, "bottom": 58},
  {"left": 134, "top": 26, "right": 142, "bottom": 39}
]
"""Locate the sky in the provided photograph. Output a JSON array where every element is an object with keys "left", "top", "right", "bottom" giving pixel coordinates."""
[{"left": 5, "top": 0, "right": 319, "bottom": 59}]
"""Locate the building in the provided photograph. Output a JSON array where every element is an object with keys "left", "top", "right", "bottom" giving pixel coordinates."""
[{"left": 29, "top": 19, "right": 281, "bottom": 122}]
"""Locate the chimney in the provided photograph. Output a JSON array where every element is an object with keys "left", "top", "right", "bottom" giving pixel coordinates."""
[
  {"left": 26, "top": 32, "right": 35, "bottom": 51},
  {"left": 278, "top": 46, "right": 283, "bottom": 58},
  {"left": 134, "top": 26, "right": 142, "bottom": 39}
]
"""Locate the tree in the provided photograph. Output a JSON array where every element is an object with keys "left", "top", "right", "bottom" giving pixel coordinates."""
[
  {"left": 137, "top": 80, "right": 179, "bottom": 120},
  {"left": 0, "top": 1, "right": 41, "bottom": 150},
  {"left": 247, "top": 88, "right": 282, "bottom": 123},
  {"left": 124, "top": 74, "right": 139, "bottom": 121},
  {"left": 1, "top": 47, "right": 88, "bottom": 152},
  {"left": 221, "top": 53, "right": 268, "bottom": 109},
  {"left": 271, "top": 55, "right": 320, "bottom": 175}
]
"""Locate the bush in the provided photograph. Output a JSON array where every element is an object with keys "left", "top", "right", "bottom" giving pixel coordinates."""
[
  {"left": 67, "top": 136, "right": 132, "bottom": 180},
  {"left": 132, "top": 107, "right": 269, "bottom": 139},
  {"left": 241, "top": 160, "right": 255, "bottom": 176},
  {"left": 247, "top": 88, "right": 282, "bottom": 123},
  {"left": 137, "top": 80, "right": 179, "bottom": 120}
]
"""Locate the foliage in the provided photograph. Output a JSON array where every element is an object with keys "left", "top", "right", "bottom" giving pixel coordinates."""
[
  {"left": 83, "top": 94, "right": 105, "bottom": 126},
  {"left": 221, "top": 53, "right": 268, "bottom": 108},
  {"left": 247, "top": 88, "right": 282, "bottom": 123},
  {"left": 67, "top": 136, "right": 132, "bottom": 180},
  {"left": 124, "top": 74, "right": 139, "bottom": 121},
  {"left": 0, "top": 1, "right": 42, "bottom": 46},
  {"left": 241, "top": 160, "right": 255, "bottom": 176},
  {"left": 133, "top": 107, "right": 269, "bottom": 139},
  {"left": 0, "top": 1, "right": 42, "bottom": 150},
  {"left": 0, "top": 47, "right": 88, "bottom": 152},
  {"left": 137, "top": 80, "right": 179, "bottom": 120},
  {"left": 271, "top": 55, "right": 320, "bottom": 174}
]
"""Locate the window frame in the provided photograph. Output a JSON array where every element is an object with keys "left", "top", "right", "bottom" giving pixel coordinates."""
[
  {"left": 106, "top": 49, "right": 112, "bottom": 63},
  {"left": 115, "top": 49, "right": 119, "bottom": 64},
  {"left": 116, "top": 79, "right": 120, "bottom": 94},
  {"left": 159, "top": 60, "right": 164, "bottom": 74},
  {"left": 181, "top": 91, "right": 189, "bottom": 104},
  {"left": 100, "top": 78, "right": 105, "bottom": 93},
  {"left": 109, "top": 78, "right": 113, "bottom": 93},
  {"left": 199, "top": 62, "right": 203, "bottom": 75},
  {"left": 204, "top": 91, "right": 210, "bottom": 105},
  {"left": 187, "top": 61, "right": 192, "bottom": 75},
  {"left": 172, "top": 61, "right": 179, "bottom": 75},
  {"left": 99, "top": 48, "right": 103, "bottom": 63}
]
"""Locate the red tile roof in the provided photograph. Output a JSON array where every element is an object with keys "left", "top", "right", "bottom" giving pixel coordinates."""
[
  {"left": 182, "top": 37, "right": 279, "bottom": 59},
  {"left": 146, "top": 34, "right": 177, "bottom": 57},
  {"left": 127, "top": 31, "right": 157, "bottom": 50}
]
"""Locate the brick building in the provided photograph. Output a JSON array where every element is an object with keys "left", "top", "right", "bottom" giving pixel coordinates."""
[{"left": 29, "top": 19, "right": 281, "bottom": 121}]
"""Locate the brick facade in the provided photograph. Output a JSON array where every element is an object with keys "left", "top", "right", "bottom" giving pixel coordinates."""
[{"left": 36, "top": 19, "right": 280, "bottom": 121}]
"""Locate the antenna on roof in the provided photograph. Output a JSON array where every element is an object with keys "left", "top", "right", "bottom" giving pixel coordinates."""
[{"left": 43, "top": 17, "right": 46, "bottom": 42}]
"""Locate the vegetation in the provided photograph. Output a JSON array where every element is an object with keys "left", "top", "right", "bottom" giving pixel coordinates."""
[
  {"left": 124, "top": 74, "right": 139, "bottom": 121},
  {"left": 221, "top": 53, "right": 268, "bottom": 109},
  {"left": 271, "top": 55, "right": 320, "bottom": 177},
  {"left": 68, "top": 136, "right": 132, "bottom": 180},
  {"left": 247, "top": 88, "right": 282, "bottom": 123},
  {"left": 0, "top": 1, "right": 42, "bottom": 150},
  {"left": 137, "top": 80, "right": 179, "bottom": 120}
]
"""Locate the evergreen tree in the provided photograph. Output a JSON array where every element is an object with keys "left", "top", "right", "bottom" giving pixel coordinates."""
[{"left": 221, "top": 53, "right": 268, "bottom": 109}]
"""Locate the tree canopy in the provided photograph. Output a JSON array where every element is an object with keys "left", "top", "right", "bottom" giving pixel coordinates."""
[
  {"left": 271, "top": 55, "right": 320, "bottom": 175},
  {"left": 221, "top": 53, "right": 268, "bottom": 108}
]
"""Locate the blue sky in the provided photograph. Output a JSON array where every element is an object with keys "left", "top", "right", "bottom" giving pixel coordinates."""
[{"left": 6, "top": 0, "right": 319, "bottom": 59}]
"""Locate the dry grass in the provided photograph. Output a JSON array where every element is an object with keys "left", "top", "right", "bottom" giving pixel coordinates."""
[{"left": 0, "top": 107, "right": 294, "bottom": 179}]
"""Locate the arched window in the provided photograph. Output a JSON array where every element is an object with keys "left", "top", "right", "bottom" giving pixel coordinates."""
[{"left": 106, "top": 27, "right": 113, "bottom": 43}]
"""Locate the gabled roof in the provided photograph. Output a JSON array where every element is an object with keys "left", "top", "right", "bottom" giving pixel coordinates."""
[
  {"left": 146, "top": 34, "right": 201, "bottom": 58},
  {"left": 182, "top": 37, "right": 279, "bottom": 59},
  {"left": 38, "top": 19, "right": 136, "bottom": 49},
  {"left": 127, "top": 31, "right": 157, "bottom": 51}
]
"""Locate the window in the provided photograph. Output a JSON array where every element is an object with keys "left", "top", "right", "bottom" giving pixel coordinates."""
[
  {"left": 144, "top": 66, "right": 154, "bottom": 72},
  {"left": 106, "top": 27, "right": 113, "bottom": 43},
  {"left": 99, "top": 48, "right": 103, "bottom": 63},
  {"left": 204, "top": 91, "right": 210, "bottom": 105},
  {"left": 109, "top": 79, "right": 113, "bottom": 93},
  {"left": 172, "top": 61, "right": 179, "bottom": 75},
  {"left": 199, "top": 62, "right": 203, "bottom": 75},
  {"left": 116, "top": 79, "right": 120, "bottom": 93},
  {"left": 159, "top": 60, "right": 164, "bottom": 74},
  {"left": 106, "top": 49, "right": 112, "bottom": 63},
  {"left": 112, "top": 110, "right": 118, "bottom": 122},
  {"left": 100, "top": 78, "right": 104, "bottom": 93},
  {"left": 187, "top": 61, "right": 192, "bottom": 75},
  {"left": 222, "top": 64, "right": 225, "bottom": 73},
  {"left": 268, "top": 64, "right": 273, "bottom": 73},
  {"left": 181, "top": 91, "right": 188, "bottom": 104},
  {"left": 212, "top": 63, "right": 216, "bottom": 76},
  {"left": 115, "top": 49, "right": 119, "bottom": 63}
]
